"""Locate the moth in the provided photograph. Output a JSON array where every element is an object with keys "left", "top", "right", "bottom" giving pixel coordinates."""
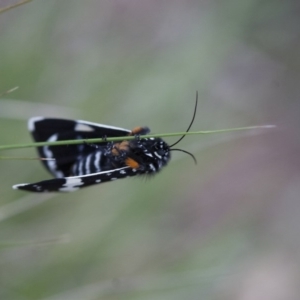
[{"left": 13, "top": 96, "right": 197, "bottom": 192}]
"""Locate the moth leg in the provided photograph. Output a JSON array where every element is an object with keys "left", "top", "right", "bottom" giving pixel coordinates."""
[
  {"left": 83, "top": 140, "right": 99, "bottom": 149},
  {"left": 83, "top": 133, "right": 108, "bottom": 149}
]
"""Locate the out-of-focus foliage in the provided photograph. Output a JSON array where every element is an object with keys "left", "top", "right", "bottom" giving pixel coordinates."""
[{"left": 0, "top": 1, "right": 299, "bottom": 299}]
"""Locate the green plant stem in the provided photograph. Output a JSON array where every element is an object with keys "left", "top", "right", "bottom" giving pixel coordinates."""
[
  {"left": 0, "top": 156, "right": 54, "bottom": 160},
  {"left": 0, "top": 86, "right": 19, "bottom": 97},
  {"left": 0, "top": 0, "right": 33, "bottom": 14},
  {"left": 0, "top": 125, "right": 275, "bottom": 151}
]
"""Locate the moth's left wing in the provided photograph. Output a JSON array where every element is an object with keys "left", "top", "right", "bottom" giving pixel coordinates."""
[
  {"left": 13, "top": 167, "right": 138, "bottom": 192},
  {"left": 29, "top": 117, "right": 131, "bottom": 177}
]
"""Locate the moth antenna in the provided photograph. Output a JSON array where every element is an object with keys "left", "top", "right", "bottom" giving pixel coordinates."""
[
  {"left": 169, "top": 91, "right": 198, "bottom": 148},
  {"left": 170, "top": 148, "right": 197, "bottom": 165}
]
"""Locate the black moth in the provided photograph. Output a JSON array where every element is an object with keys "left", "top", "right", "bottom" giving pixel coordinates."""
[{"left": 13, "top": 95, "right": 197, "bottom": 192}]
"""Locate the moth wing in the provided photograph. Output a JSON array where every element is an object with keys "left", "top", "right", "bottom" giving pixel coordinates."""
[
  {"left": 13, "top": 167, "right": 138, "bottom": 192},
  {"left": 29, "top": 117, "right": 131, "bottom": 142},
  {"left": 28, "top": 117, "right": 131, "bottom": 177}
]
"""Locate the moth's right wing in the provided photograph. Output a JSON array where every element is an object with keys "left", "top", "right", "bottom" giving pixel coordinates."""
[{"left": 13, "top": 166, "right": 138, "bottom": 192}]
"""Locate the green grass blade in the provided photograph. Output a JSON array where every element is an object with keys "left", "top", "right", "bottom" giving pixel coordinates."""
[{"left": 0, "top": 125, "right": 276, "bottom": 151}]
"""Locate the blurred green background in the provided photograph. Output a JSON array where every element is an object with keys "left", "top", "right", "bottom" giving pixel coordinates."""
[{"left": 1, "top": 0, "right": 300, "bottom": 299}]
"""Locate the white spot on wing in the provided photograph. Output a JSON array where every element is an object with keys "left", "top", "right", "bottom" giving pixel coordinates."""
[
  {"left": 85, "top": 154, "right": 92, "bottom": 174},
  {"left": 78, "top": 159, "right": 84, "bottom": 176},
  {"left": 77, "top": 120, "right": 131, "bottom": 133},
  {"left": 43, "top": 134, "right": 64, "bottom": 178},
  {"left": 28, "top": 116, "right": 44, "bottom": 132},
  {"left": 75, "top": 123, "right": 95, "bottom": 132},
  {"left": 94, "top": 151, "right": 102, "bottom": 172},
  {"left": 33, "top": 185, "right": 42, "bottom": 191},
  {"left": 59, "top": 178, "right": 84, "bottom": 192},
  {"left": 12, "top": 183, "right": 29, "bottom": 190},
  {"left": 65, "top": 167, "right": 129, "bottom": 179}
]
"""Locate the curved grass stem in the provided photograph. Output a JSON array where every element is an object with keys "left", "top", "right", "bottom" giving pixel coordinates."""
[
  {"left": 0, "top": 125, "right": 276, "bottom": 152},
  {"left": 0, "top": 0, "right": 33, "bottom": 14}
]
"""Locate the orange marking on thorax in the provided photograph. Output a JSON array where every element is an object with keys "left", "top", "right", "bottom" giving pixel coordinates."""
[
  {"left": 130, "top": 126, "right": 145, "bottom": 135},
  {"left": 125, "top": 157, "right": 140, "bottom": 169}
]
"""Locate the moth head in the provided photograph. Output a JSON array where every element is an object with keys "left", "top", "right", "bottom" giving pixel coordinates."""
[{"left": 129, "top": 137, "right": 170, "bottom": 172}]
